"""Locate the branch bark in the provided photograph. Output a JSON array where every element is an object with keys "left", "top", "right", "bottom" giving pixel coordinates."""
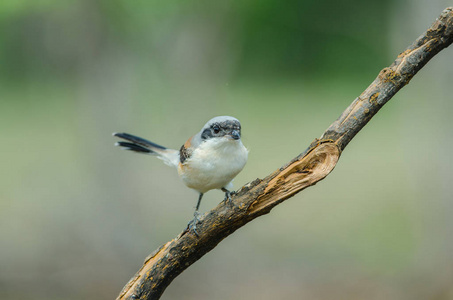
[{"left": 117, "top": 8, "right": 453, "bottom": 300}]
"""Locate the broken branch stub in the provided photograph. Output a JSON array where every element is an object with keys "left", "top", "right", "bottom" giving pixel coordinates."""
[{"left": 246, "top": 142, "right": 340, "bottom": 215}]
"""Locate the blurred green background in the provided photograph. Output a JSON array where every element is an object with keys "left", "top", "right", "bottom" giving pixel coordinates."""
[{"left": 1, "top": 0, "right": 453, "bottom": 299}]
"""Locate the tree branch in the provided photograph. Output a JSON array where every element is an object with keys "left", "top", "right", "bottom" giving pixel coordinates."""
[{"left": 117, "top": 7, "right": 453, "bottom": 300}]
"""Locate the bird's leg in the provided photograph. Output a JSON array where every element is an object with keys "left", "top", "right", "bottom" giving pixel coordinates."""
[
  {"left": 221, "top": 187, "right": 235, "bottom": 207},
  {"left": 187, "top": 193, "right": 203, "bottom": 236}
]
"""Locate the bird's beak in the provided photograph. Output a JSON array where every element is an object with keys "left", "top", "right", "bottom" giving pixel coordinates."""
[{"left": 229, "top": 130, "right": 240, "bottom": 140}]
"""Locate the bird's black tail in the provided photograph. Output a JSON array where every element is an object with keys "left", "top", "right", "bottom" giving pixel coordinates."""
[
  {"left": 113, "top": 132, "right": 167, "bottom": 154},
  {"left": 115, "top": 141, "right": 153, "bottom": 153},
  {"left": 113, "top": 132, "right": 180, "bottom": 167}
]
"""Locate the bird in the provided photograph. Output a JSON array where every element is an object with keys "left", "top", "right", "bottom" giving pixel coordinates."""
[{"left": 113, "top": 116, "right": 248, "bottom": 235}]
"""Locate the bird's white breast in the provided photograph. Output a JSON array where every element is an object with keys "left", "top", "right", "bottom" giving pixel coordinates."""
[{"left": 177, "top": 138, "right": 248, "bottom": 193}]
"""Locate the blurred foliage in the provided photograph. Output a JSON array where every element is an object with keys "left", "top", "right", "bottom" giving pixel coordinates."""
[{"left": 0, "top": 0, "right": 392, "bottom": 86}]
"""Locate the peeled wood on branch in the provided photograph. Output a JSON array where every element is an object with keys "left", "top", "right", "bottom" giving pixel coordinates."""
[{"left": 118, "top": 7, "right": 453, "bottom": 300}]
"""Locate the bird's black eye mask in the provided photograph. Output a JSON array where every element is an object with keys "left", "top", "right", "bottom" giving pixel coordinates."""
[{"left": 201, "top": 121, "right": 241, "bottom": 140}]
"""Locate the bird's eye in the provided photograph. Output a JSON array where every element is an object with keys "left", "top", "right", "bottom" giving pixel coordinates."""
[{"left": 213, "top": 126, "right": 220, "bottom": 134}]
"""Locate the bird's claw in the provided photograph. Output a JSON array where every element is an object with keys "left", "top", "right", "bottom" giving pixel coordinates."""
[
  {"left": 187, "top": 211, "right": 201, "bottom": 236},
  {"left": 223, "top": 190, "right": 236, "bottom": 207}
]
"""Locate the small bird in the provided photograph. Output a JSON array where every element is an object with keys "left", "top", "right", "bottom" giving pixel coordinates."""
[{"left": 113, "top": 116, "right": 248, "bottom": 235}]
